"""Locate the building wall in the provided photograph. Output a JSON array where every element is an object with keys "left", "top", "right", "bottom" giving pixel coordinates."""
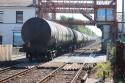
[
  {"left": 0, "top": 24, "right": 22, "bottom": 44},
  {"left": 101, "top": 25, "right": 110, "bottom": 52},
  {"left": 118, "top": 22, "right": 125, "bottom": 33},
  {"left": 0, "top": 7, "right": 35, "bottom": 45},
  {"left": 0, "top": 7, "right": 35, "bottom": 23},
  {"left": 117, "top": 13, "right": 125, "bottom": 34}
]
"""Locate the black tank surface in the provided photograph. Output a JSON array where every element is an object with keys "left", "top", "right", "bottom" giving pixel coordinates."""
[
  {"left": 72, "top": 30, "right": 84, "bottom": 44},
  {"left": 21, "top": 17, "right": 51, "bottom": 46},
  {"left": 21, "top": 17, "right": 74, "bottom": 49}
]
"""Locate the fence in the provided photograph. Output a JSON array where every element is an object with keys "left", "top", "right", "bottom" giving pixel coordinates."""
[
  {"left": 0, "top": 45, "right": 25, "bottom": 61},
  {"left": 0, "top": 45, "right": 12, "bottom": 61}
]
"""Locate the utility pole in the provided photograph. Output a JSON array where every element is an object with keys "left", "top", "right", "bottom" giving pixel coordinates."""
[{"left": 121, "top": 0, "right": 124, "bottom": 39}]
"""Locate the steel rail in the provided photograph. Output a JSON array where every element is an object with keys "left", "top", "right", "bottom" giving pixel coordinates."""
[
  {"left": 70, "top": 64, "right": 85, "bottom": 83},
  {"left": 37, "top": 63, "right": 66, "bottom": 83},
  {"left": 0, "top": 67, "right": 36, "bottom": 82},
  {"left": 0, "top": 67, "right": 12, "bottom": 74},
  {"left": 0, "top": 63, "right": 22, "bottom": 74}
]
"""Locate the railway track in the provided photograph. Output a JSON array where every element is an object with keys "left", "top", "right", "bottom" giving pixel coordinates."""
[
  {"left": 0, "top": 62, "right": 94, "bottom": 83},
  {"left": 0, "top": 61, "right": 26, "bottom": 74},
  {"left": 0, "top": 62, "right": 64, "bottom": 83},
  {"left": 0, "top": 62, "right": 45, "bottom": 83},
  {"left": 37, "top": 63, "right": 93, "bottom": 83},
  {"left": 0, "top": 65, "right": 36, "bottom": 83},
  {"left": 0, "top": 68, "right": 29, "bottom": 82},
  {"left": 73, "top": 41, "right": 101, "bottom": 55},
  {"left": 0, "top": 66, "right": 13, "bottom": 74},
  {"left": 0, "top": 61, "right": 37, "bottom": 74},
  {"left": 0, "top": 41, "right": 99, "bottom": 83},
  {"left": 0, "top": 63, "right": 25, "bottom": 74}
]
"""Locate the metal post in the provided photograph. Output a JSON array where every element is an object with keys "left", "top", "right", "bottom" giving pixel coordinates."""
[{"left": 121, "top": 0, "right": 124, "bottom": 39}]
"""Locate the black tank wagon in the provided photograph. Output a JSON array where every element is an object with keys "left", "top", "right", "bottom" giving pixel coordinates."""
[
  {"left": 72, "top": 30, "right": 85, "bottom": 48},
  {"left": 21, "top": 17, "right": 94, "bottom": 61}
]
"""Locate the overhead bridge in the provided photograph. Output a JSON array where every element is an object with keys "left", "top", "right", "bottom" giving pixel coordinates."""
[
  {"left": 40, "top": 3, "right": 94, "bottom": 8},
  {"left": 54, "top": 20, "right": 95, "bottom": 25}
]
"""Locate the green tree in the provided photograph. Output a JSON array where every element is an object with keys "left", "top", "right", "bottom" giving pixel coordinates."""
[
  {"left": 60, "top": 15, "right": 97, "bottom": 36},
  {"left": 92, "top": 62, "right": 112, "bottom": 78},
  {"left": 60, "top": 16, "right": 78, "bottom": 29}
]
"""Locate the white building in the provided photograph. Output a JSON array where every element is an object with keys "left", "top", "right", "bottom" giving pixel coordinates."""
[
  {"left": 117, "top": 12, "right": 125, "bottom": 34},
  {"left": 0, "top": 0, "right": 35, "bottom": 46}
]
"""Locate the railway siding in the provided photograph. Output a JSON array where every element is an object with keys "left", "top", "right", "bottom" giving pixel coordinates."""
[
  {"left": 0, "top": 41, "right": 101, "bottom": 83},
  {"left": 4, "top": 68, "right": 54, "bottom": 83},
  {"left": 0, "top": 61, "right": 95, "bottom": 83},
  {"left": 38, "top": 63, "right": 94, "bottom": 83}
]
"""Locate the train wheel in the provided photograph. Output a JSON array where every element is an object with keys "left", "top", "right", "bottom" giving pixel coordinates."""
[
  {"left": 28, "top": 57, "right": 32, "bottom": 62},
  {"left": 39, "top": 52, "right": 52, "bottom": 61},
  {"left": 48, "top": 50, "right": 57, "bottom": 60},
  {"left": 28, "top": 54, "right": 33, "bottom": 62},
  {"left": 36, "top": 53, "right": 41, "bottom": 62},
  {"left": 26, "top": 52, "right": 33, "bottom": 62},
  {"left": 36, "top": 52, "right": 47, "bottom": 62},
  {"left": 45, "top": 53, "right": 51, "bottom": 61}
]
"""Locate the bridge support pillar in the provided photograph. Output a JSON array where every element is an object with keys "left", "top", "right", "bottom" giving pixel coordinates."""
[{"left": 97, "top": 24, "right": 117, "bottom": 53}]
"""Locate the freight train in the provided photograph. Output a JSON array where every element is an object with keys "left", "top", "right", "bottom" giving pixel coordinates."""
[{"left": 21, "top": 17, "right": 95, "bottom": 61}]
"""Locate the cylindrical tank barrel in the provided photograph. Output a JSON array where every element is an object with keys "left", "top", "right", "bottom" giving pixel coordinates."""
[
  {"left": 72, "top": 30, "right": 84, "bottom": 44},
  {"left": 21, "top": 17, "right": 74, "bottom": 49}
]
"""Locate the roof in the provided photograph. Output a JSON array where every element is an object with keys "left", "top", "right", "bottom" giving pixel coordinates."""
[{"left": 0, "top": 0, "right": 34, "bottom": 7}]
